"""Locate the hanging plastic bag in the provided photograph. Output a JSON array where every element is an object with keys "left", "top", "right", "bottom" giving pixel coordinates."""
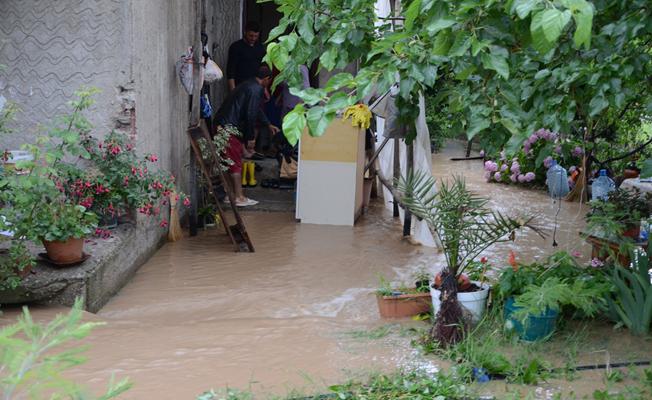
[
  {"left": 175, "top": 48, "right": 194, "bottom": 94},
  {"left": 200, "top": 94, "right": 213, "bottom": 119},
  {"left": 204, "top": 59, "right": 223, "bottom": 83}
]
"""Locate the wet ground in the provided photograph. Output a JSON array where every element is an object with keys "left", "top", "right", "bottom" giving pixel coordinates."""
[{"left": 2, "top": 142, "right": 649, "bottom": 399}]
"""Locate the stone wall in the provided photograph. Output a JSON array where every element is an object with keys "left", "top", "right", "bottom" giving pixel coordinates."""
[{"left": 0, "top": 0, "right": 243, "bottom": 187}]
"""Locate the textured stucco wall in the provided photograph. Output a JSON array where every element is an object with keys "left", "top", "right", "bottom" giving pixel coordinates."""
[
  {"left": 0, "top": 0, "right": 130, "bottom": 150},
  {"left": 0, "top": 0, "right": 243, "bottom": 189}
]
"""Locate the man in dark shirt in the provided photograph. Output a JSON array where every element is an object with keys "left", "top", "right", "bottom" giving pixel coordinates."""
[
  {"left": 214, "top": 66, "right": 280, "bottom": 207},
  {"left": 226, "top": 21, "right": 266, "bottom": 91}
]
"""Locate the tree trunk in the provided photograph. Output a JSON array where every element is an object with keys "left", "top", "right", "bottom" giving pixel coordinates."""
[{"left": 429, "top": 268, "right": 466, "bottom": 346}]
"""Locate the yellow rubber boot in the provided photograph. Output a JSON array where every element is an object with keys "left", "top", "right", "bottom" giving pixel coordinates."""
[
  {"left": 247, "top": 161, "right": 257, "bottom": 187},
  {"left": 241, "top": 162, "right": 249, "bottom": 187}
]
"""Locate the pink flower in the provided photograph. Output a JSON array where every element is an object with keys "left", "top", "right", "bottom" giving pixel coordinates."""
[
  {"left": 160, "top": 219, "right": 168, "bottom": 228},
  {"left": 590, "top": 258, "right": 604, "bottom": 268},
  {"left": 147, "top": 154, "right": 158, "bottom": 162},
  {"left": 571, "top": 250, "right": 582, "bottom": 258},
  {"left": 183, "top": 197, "right": 191, "bottom": 207}
]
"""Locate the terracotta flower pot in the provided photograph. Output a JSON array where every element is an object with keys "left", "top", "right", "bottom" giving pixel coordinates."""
[
  {"left": 623, "top": 169, "right": 639, "bottom": 179},
  {"left": 42, "top": 238, "right": 84, "bottom": 264},
  {"left": 376, "top": 292, "right": 431, "bottom": 318}
]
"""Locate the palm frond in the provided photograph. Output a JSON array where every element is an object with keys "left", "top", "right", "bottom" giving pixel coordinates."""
[{"left": 398, "top": 170, "right": 546, "bottom": 275}]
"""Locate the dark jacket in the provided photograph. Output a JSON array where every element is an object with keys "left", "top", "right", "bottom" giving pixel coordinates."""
[
  {"left": 214, "top": 79, "right": 269, "bottom": 142},
  {"left": 226, "top": 39, "right": 265, "bottom": 86}
]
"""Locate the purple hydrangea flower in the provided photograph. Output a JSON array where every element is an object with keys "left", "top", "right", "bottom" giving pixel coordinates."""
[
  {"left": 524, "top": 172, "right": 536, "bottom": 182},
  {"left": 518, "top": 174, "right": 527, "bottom": 183},
  {"left": 494, "top": 172, "right": 502, "bottom": 181},
  {"left": 510, "top": 162, "right": 520, "bottom": 174},
  {"left": 572, "top": 146, "right": 584, "bottom": 157},
  {"left": 501, "top": 164, "right": 508, "bottom": 172},
  {"left": 543, "top": 156, "right": 554, "bottom": 169},
  {"left": 554, "top": 145, "right": 562, "bottom": 154},
  {"left": 484, "top": 160, "right": 498, "bottom": 172},
  {"left": 510, "top": 174, "right": 518, "bottom": 182},
  {"left": 479, "top": 150, "right": 485, "bottom": 157}
]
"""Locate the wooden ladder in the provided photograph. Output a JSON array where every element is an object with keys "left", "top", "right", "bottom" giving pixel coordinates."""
[{"left": 187, "top": 123, "right": 255, "bottom": 252}]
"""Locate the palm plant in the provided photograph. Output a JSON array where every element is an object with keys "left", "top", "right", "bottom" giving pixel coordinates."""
[{"left": 397, "top": 172, "right": 544, "bottom": 345}]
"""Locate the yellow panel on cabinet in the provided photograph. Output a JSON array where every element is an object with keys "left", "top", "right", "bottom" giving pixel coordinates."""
[{"left": 300, "top": 118, "right": 362, "bottom": 163}]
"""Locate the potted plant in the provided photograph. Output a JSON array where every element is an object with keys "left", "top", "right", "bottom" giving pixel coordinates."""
[
  {"left": 587, "top": 188, "right": 652, "bottom": 240},
  {"left": 506, "top": 277, "right": 605, "bottom": 341},
  {"left": 497, "top": 251, "right": 610, "bottom": 341},
  {"left": 375, "top": 276, "right": 431, "bottom": 319},
  {"left": 431, "top": 258, "right": 493, "bottom": 323},
  {"left": 398, "top": 173, "right": 543, "bottom": 345}
]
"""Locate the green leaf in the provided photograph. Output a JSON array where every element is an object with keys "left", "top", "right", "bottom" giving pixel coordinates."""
[
  {"left": 405, "top": 0, "right": 422, "bottom": 31},
  {"left": 426, "top": 17, "right": 457, "bottom": 35},
  {"left": 572, "top": 5, "right": 593, "bottom": 49},
  {"left": 289, "top": 87, "right": 325, "bottom": 106},
  {"left": 267, "top": 20, "right": 289, "bottom": 43},
  {"left": 298, "top": 14, "right": 315, "bottom": 44},
  {"left": 306, "top": 106, "right": 333, "bottom": 138},
  {"left": 467, "top": 115, "right": 491, "bottom": 139},
  {"left": 320, "top": 47, "right": 337, "bottom": 70},
  {"left": 540, "top": 9, "right": 572, "bottom": 43},
  {"left": 588, "top": 95, "right": 608, "bottom": 117},
  {"left": 282, "top": 105, "right": 307, "bottom": 146},
  {"left": 448, "top": 31, "right": 471, "bottom": 57},
  {"left": 534, "top": 69, "right": 551, "bottom": 80},
  {"left": 324, "top": 73, "right": 354, "bottom": 91},
  {"left": 431, "top": 30, "right": 452, "bottom": 56},
  {"left": 512, "top": 0, "right": 540, "bottom": 19},
  {"left": 530, "top": 11, "right": 555, "bottom": 54},
  {"left": 324, "top": 92, "right": 354, "bottom": 114},
  {"left": 640, "top": 158, "right": 652, "bottom": 179},
  {"left": 481, "top": 53, "right": 509, "bottom": 79}
]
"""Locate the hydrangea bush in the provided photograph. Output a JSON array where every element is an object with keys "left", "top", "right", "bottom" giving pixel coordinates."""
[{"left": 483, "top": 128, "right": 583, "bottom": 188}]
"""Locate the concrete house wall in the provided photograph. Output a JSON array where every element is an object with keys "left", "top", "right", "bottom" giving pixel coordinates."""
[
  {"left": 0, "top": 0, "right": 242, "bottom": 187},
  {"left": 0, "top": 0, "right": 243, "bottom": 311}
]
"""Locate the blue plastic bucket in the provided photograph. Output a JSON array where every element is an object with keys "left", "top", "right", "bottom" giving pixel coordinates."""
[{"left": 504, "top": 297, "right": 559, "bottom": 342}]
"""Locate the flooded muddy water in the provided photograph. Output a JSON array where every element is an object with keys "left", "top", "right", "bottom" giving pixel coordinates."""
[{"left": 0, "top": 142, "right": 621, "bottom": 399}]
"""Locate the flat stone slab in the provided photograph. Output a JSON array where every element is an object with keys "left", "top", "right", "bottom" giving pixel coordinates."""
[{"left": 0, "top": 220, "right": 165, "bottom": 313}]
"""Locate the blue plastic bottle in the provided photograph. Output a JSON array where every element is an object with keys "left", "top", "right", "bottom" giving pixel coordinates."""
[
  {"left": 546, "top": 160, "right": 570, "bottom": 199},
  {"left": 591, "top": 169, "right": 615, "bottom": 201}
]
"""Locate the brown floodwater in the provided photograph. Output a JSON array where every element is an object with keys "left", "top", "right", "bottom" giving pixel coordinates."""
[{"left": 2, "top": 142, "right": 643, "bottom": 400}]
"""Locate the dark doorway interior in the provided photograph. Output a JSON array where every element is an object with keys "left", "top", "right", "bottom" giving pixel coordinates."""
[{"left": 244, "top": 0, "right": 282, "bottom": 43}]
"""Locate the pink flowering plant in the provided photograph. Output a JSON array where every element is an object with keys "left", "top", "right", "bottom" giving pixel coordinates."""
[
  {"left": 483, "top": 128, "right": 583, "bottom": 187},
  {"left": 80, "top": 130, "right": 188, "bottom": 225}
]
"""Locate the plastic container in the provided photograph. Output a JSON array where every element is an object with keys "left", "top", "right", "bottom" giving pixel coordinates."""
[
  {"left": 591, "top": 169, "right": 615, "bottom": 201},
  {"left": 504, "top": 297, "right": 559, "bottom": 342},
  {"left": 431, "top": 281, "right": 490, "bottom": 324},
  {"left": 546, "top": 160, "right": 570, "bottom": 199}
]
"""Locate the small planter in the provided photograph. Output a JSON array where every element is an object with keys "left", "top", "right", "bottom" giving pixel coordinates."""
[
  {"left": 430, "top": 281, "right": 490, "bottom": 324},
  {"left": 42, "top": 238, "right": 85, "bottom": 264},
  {"left": 504, "top": 297, "right": 559, "bottom": 342},
  {"left": 363, "top": 177, "right": 373, "bottom": 208},
  {"left": 376, "top": 292, "right": 431, "bottom": 318}
]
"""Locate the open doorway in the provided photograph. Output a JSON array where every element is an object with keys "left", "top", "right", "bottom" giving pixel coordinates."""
[{"left": 243, "top": 0, "right": 282, "bottom": 43}]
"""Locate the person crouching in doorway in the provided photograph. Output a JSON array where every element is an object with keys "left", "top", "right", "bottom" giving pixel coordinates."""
[{"left": 214, "top": 65, "right": 280, "bottom": 207}]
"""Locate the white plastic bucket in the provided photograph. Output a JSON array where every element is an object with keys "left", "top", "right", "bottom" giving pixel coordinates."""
[{"left": 430, "top": 281, "right": 490, "bottom": 323}]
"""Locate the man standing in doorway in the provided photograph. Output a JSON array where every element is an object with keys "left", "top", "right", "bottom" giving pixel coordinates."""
[
  {"left": 226, "top": 21, "right": 266, "bottom": 92},
  {"left": 214, "top": 66, "right": 280, "bottom": 207}
]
